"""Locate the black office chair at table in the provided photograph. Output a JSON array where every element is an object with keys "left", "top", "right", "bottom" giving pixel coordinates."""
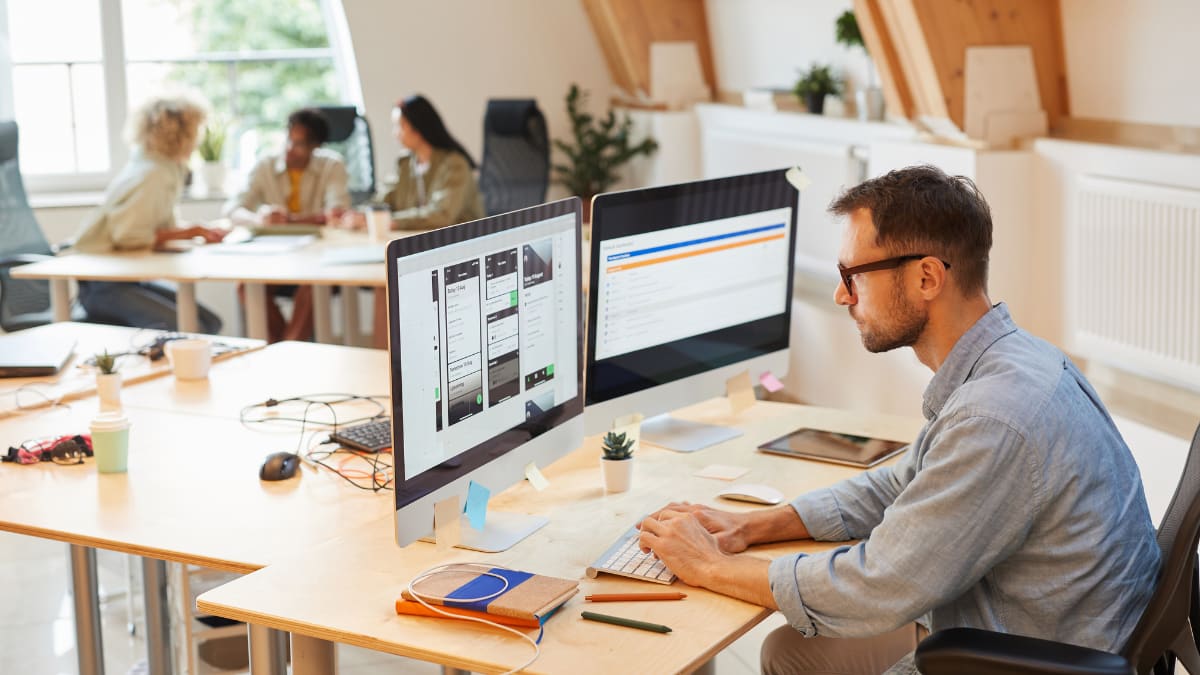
[
  {"left": 0, "top": 120, "right": 88, "bottom": 332},
  {"left": 915, "top": 422, "right": 1200, "bottom": 675},
  {"left": 478, "top": 99, "right": 549, "bottom": 216},
  {"left": 316, "top": 105, "right": 375, "bottom": 206}
]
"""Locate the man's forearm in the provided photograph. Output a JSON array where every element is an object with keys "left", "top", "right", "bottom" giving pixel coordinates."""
[
  {"left": 703, "top": 554, "right": 777, "bottom": 609},
  {"left": 742, "top": 505, "right": 811, "bottom": 546}
]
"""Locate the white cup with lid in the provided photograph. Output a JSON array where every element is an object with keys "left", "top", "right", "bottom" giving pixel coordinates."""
[
  {"left": 91, "top": 412, "right": 131, "bottom": 473},
  {"left": 364, "top": 203, "right": 391, "bottom": 243},
  {"left": 165, "top": 338, "right": 212, "bottom": 380}
]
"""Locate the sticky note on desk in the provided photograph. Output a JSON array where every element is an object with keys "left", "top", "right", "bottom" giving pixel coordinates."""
[
  {"left": 759, "top": 371, "right": 785, "bottom": 393},
  {"left": 611, "top": 412, "right": 644, "bottom": 451},
  {"left": 694, "top": 464, "right": 749, "bottom": 481},
  {"left": 726, "top": 371, "right": 755, "bottom": 414},
  {"left": 524, "top": 461, "right": 550, "bottom": 491},
  {"left": 464, "top": 480, "right": 490, "bottom": 531},
  {"left": 433, "top": 496, "right": 461, "bottom": 552}
]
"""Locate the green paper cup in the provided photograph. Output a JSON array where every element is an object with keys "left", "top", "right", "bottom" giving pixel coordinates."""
[{"left": 90, "top": 412, "right": 131, "bottom": 473}]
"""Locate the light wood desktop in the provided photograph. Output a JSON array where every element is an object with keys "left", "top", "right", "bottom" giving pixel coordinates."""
[
  {"left": 0, "top": 322, "right": 264, "bottom": 418},
  {"left": 199, "top": 398, "right": 925, "bottom": 675},
  {"left": 11, "top": 228, "right": 391, "bottom": 343}
]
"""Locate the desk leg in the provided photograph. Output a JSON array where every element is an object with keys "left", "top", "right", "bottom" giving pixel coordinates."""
[
  {"left": 313, "top": 285, "right": 334, "bottom": 344},
  {"left": 247, "top": 624, "right": 288, "bottom": 675},
  {"left": 69, "top": 544, "right": 105, "bottom": 675},
  {"left": 51, "top": 279, "right": 72, "bottom": 321},
  {"left": 292, "top": 634, "right": 336, "bottom": 675},
  {"left": 176, "top": 282, "right": 199, "bottom": 333},
  {"left": 244, "top": 283, "right": 269, "bottom": 340},
  {"left": 692, "top": 658, "right": 716, "bottom": 675},
  {"left": 441, "top": 668, "right": 470, "bottom": 675},
  {"left": 141, "top": 558, "right": 173, "bottom": 675},
  {"left": 341, "top": 286, "right": 361, "bottom": 347}
]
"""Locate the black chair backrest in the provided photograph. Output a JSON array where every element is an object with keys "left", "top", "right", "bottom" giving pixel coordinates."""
[
  {"left": 1123, "top": 422, "right": 1200, "bottom": 672},
  {"left": 315, "top": 106, "right": 375, "bottom": 206},
  {"left": 479, "top": 99, "right": 549, "bottom": 216},
  {"left": 0, "top": 120, "right": 54, "bottom": 329}
]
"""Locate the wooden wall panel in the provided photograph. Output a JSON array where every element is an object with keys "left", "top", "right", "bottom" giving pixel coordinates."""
[
  {"left": 581, "top": 0, "right": 717, "bottom": 99},
  {"left": 854, "top": 0, "right": 915, "bottom": 120}
]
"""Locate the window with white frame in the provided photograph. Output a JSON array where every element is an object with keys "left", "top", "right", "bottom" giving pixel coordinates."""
[{"left": 1, "top": 0, "right": 356, "bottom": 193}]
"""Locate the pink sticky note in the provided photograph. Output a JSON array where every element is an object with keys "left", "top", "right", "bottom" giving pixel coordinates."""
[{"left": 759, "top": 372, "right": 785, "bottom": 393}]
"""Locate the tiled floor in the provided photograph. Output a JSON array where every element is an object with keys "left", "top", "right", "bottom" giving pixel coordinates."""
[{"left": 0, "top": 412, "right": 1189, "bottom": 674}]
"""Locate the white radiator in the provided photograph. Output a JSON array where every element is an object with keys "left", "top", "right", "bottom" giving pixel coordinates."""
[{"left": 1070, "top": 175, "right": 1200, "bottom": 389}]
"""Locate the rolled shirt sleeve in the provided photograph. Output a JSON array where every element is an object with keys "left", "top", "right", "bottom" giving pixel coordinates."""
[{"left": 768, "top": 413, "right": 1040, "bottom": 638}]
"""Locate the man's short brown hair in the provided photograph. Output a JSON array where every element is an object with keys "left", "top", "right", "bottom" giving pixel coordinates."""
[{"left": 829, "top": 165, "right": 993, "bottom": 295}]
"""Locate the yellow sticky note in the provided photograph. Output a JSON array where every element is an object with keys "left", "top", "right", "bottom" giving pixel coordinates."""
[
  {"left": 726, "top": 370, "right": 755, "bottom": 414},
  {"left": 433, "top": 496, "right": 461, "bottom": 552},
  {"left": 524, "top": 461, "right": 550, "bottom": 491},
  {"left": 786, "top": 166, "right": 811, "bottom": 191},
  {"left": 611, "top": 412, "right": 644, "bottom": 452}
]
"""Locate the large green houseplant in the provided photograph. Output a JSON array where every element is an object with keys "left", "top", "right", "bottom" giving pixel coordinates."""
[{"left": 552, "top": 84, "right": 658, "bottom": 219}]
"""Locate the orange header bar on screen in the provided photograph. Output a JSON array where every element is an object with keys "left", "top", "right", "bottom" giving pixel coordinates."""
[{"left": 605, "top": 233, "right": 786, "bottom": 273}]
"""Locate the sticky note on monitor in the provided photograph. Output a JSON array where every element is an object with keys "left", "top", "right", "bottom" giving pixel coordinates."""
[
  {"left": 611, "top": 412, "right": 644, "bottom": 451},
  {"left": 759, "top": 371, "right": 785, "bottom": 393},
  {"left": 524, "top": 461, "right": 550, "bottom": 491},
  {"left": 433, "top": 496, "right": 462, "bottom": 551},
  {"left": 726, "top": 371, "right": 755, "bottom": 414},
  {"left": 464, "top": 481, "right": 490, "bottom": 531}
]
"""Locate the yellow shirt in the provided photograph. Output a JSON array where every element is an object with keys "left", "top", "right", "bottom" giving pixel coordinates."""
[{"left": 286, "top": 168, "right": 304, "bottom": 213}]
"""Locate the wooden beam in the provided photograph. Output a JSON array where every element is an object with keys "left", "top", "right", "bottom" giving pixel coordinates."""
[{"left": 854, "top": 0, "right": 915, "bottom": 120}]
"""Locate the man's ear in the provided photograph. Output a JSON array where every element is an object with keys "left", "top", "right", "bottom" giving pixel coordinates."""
[{"left": 917, "top": 258, "right": 947, "bottom": 299}]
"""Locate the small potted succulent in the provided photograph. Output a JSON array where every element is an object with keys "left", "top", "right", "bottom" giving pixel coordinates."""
[
  {"left": 94, "top": 351, "right": 122, "bottom": 412},
  {"left": 600, "top": 430, "right": 635, "bottom": 493},
  {"left": 793, "top": 63, "right": 842, "bottom": 116}
]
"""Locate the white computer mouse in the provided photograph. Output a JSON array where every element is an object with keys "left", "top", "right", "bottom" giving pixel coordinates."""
[{"left": 717, "top": 483, "right": 785, "bottom": 505}]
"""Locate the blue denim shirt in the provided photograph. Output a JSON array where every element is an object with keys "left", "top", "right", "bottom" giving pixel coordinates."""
[{"left": 768, "top": 304, "right": 1161, "bottom": 659}]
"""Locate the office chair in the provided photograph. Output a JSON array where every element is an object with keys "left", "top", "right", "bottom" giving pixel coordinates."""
[
  {"left": 0, "top": 120, "right": 87, "bottom": 332},
  {"left": 915, "top": 422, "right": 1200, "bottom": 675},
  {"left": 478, "top": 99, "right": 549, "bottom": 216},
  {"left": 316, "top": 106, "right": 375, "bottom": 206}
]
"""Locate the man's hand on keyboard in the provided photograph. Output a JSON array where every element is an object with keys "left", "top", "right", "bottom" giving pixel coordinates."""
[
  {"left": 637, "top": 509, "right": 727, "bottom": 586},
  {"left": 641, "top": 502, "right": 752, "bottom": 554}
]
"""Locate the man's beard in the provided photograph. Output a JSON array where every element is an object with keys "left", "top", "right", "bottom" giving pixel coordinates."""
[{"left": 855, "top": 283, "right": 928, "bottom": 353}]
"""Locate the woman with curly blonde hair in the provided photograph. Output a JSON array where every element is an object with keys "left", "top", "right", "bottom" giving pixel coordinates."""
[{"left": 71, "top": 93, "right": 227, "bottom": 332}]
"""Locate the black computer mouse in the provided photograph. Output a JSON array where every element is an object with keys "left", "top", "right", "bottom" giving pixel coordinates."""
[{"left": 259, "top": 452, "right": 300, "bottom": 481}]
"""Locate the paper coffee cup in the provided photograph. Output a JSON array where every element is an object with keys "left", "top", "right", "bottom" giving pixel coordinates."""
[
  {"left": 91, "top": 412, "right": 131, "bottom": 473},
  {"left": 365, "top": 204, "right": 391, "bottom": 243},
  {"left": 166, "top": 338, "right": 212, "bottom": 380}
]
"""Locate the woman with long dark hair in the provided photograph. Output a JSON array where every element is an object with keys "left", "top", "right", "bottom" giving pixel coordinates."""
[{"left": 347, "top": 94, "right": 483, "bottom": 231}]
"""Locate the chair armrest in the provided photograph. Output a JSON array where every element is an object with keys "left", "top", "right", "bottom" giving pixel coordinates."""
[
  {"left": 915, "top": 628, "right": 1132, "bottom": 675},
  {"left": 0, "top": 253, "right": 55, "bottom": 271}
]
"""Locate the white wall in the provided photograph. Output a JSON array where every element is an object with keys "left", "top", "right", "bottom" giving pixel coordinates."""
[
  {"left": 1061, "top": 0, "right": 1200, "bottom": 127},
  {"left": 339, "top": 1, "right": 612, "bottom": 191},
  {"left": 705, "top": 0, "right": 872, "bottom": 98}
]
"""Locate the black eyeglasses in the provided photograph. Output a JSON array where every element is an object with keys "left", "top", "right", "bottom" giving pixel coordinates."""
[{"left": 837, "top": 254, "right": 951, "bottom": 296}]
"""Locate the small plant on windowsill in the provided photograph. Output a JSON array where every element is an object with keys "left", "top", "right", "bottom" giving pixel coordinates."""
[
  {"left": 94, "top": 351, "right": 122, "bottom": 412},
  {"left": 600, "top": 431, "right": 635, "bottom": 493},
  {"left": 793, "top": 63, "right": 842, "bottom": 116},
  {"left": 196, "top": 121, "right": 228, "bottom": 196}
]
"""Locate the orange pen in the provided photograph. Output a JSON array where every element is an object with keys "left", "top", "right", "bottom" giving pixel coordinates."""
[{"left": 584, "top": 592, "right": 687, "bottom": 602}]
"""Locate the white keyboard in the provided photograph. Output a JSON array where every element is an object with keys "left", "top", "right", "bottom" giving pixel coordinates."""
[{"left": 586, "top": 527, "right": 677, "bottom": 585}]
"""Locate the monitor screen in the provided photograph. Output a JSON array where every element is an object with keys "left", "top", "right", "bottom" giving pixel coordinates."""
[
  {"left": 585, "top": 169, "right": 797, "bottom": 442},
  {"left": 387, "top": 198, "right": 583, "bottom": 548}
]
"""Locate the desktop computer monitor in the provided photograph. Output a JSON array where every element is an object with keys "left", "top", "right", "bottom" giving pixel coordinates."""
[
  {"left": 585, "top": 169, "right": 798, "bottom": 452},
  {"left": 387, "top": 198, "right": 583, "bottom": 551}
]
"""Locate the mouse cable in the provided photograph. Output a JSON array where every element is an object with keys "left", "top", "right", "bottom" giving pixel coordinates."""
[{"left": 406, "top": 563, "right": 540, "bottom": 674}]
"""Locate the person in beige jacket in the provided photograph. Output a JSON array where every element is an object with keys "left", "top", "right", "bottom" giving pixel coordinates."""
[
  {"left": 71, "top": 94, "right": 226, "bottom": 333},
  {"left": 344, "top": 94, "right": 484, "bottom": 347}
]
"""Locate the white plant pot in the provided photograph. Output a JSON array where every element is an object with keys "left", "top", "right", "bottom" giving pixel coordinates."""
[
  {"left": 601, "top": 457, "right": 633, "bottom": 493},
  {"left": 855, "top": 86, "right": 885, "bottom": 122},
  {"left": 96, "top": 373, "right": 122, "bottom": 412},
  {"left": 200, "top": 161, "right": 226, "bottom": 196}
]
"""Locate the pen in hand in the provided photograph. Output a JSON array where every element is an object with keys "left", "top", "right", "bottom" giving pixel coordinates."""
[{"left": 581, "top": 610, "right": 672, "bottom": 633}]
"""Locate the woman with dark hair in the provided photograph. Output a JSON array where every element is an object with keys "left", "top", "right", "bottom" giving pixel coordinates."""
[{"left": 346, "top": 94, "right": 483, "bottom": 231}]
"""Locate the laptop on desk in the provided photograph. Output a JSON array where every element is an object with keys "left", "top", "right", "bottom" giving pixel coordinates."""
[{"left": 0, "top": 333, "right": 77, "bottom": 377}]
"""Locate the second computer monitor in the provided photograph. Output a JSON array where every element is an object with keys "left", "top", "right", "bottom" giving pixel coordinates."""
[{"left": 585, "top": 169, "right": 798, "bottom": 451}]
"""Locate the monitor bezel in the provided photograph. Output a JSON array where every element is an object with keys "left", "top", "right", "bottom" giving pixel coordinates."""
[
  {"left": 584, "top": 169, "right": 798, "bottom": 407},
  {"left": 386, "top": 197, "right": 584, "bottom": 515}
]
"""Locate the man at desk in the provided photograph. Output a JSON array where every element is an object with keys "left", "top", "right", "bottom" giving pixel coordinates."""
[
  {"left": 639, "top": 166, "right": 1160, "bottom": 674},
  {"left": 225, "top": 108, "right": 350, "bottom": 341}
]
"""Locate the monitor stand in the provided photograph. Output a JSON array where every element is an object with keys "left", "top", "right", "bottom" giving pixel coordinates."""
[
  {"left": 640, "top": 413, "right": 743, "bottom": 453},
  {"left": 419, "top": 511, "right": 549, "bottom": 553}
]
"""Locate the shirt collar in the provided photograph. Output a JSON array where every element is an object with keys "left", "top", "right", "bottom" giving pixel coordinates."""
[{"left": 921, "top": 302, "right": 1018, "bottom": 420}]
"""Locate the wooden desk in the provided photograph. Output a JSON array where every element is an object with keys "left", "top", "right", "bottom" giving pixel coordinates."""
[
  {"left": 0, "top": 322, "right": 264, "bottom": 418},
  {"left": 11, "top": 229, "right": 389, "bottom": 343},
  {"left": 198, "top": 398, "right": 925, "bottom": 674}
]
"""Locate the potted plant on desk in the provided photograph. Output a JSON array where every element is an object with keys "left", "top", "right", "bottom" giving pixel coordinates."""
[
  {"left": 600, "top": 431, "right": 635, "bottom": 493},
  {"left": 196, "top": 121, "right": 227, "bottom": 196},
  {"left": 94, "top": 351, "right": 122, "bottom": 412},
  {"left": 793, "top": 63, "right": 842, "bottom": 116}
]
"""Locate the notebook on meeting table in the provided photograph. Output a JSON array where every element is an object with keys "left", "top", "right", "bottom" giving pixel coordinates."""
[{"left": 397, "top": 565, "right": 578, "bottom": 627}]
